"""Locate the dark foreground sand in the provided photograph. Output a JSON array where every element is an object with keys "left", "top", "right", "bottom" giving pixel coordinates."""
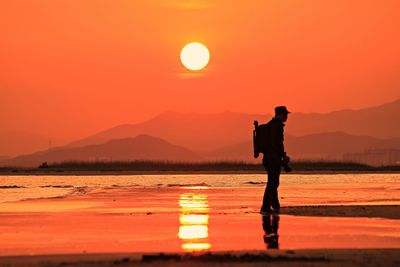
[
  {"left": 1, "top": 249, "right": 399, "bottom": 267},
  {"left": 280, "top": 205, "right": 400, "bottom": 220}
]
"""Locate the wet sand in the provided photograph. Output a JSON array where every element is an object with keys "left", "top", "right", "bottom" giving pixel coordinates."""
[
  {"left": 281, "top": 205, "right": 400, "bottom": 219},
  {"left": 0, "top": 186, "right": 399, "bottom": 266},
  {"left": 0, "top": 249, "right": 399, "bottom": 267}
]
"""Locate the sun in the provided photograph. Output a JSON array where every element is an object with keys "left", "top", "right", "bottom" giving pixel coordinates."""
[{"left": 180, "top": 42, "right": 210, "bottom": 71}]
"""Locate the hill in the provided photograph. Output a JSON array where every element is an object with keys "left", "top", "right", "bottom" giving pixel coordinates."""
[
  {"left": 203, "top": 132, "right": 399, "bottom": 161},
  {"left": 2, "top": 132, "right": 400, "bottom": 167},
  {"left": 66, "top": 99, "right": 400, "bottom": 152},
  {"left": 66, "top": 111, "right": 267, "bottom": 151},
  {"left": 286, "top": 99, "right": 400, "bottom": 138},
  {"left": 0, "top": 134, "right": 203, "bottom": 167}
]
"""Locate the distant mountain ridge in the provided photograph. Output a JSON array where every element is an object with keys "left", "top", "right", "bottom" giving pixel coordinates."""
[
  {"left": 66, "top": 111, "right": 268, "bottom": 151},
  {"left": 2, "top": 132, "right": 400, "bottom": 167},
  {"left": 286, "top": 99, "right": 400, "bottom": 139},
  {"left": 1, "top": 99, "right": 400, "bottom": 161},
  {"left": 66, "top": 99, "right": 400, "bottom": 151},
  {"left": 204, "top": 132, "right": 400, "bottom": 162},
  {"left": 0, "top": 135, "right": 203, "bottom": 167}
]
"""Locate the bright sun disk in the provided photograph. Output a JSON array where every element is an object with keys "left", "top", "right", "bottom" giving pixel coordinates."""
[{"left": 180, "top": 42, "right": 210, "bottom": 71}]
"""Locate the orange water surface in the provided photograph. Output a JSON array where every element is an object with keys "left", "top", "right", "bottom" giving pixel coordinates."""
[{"left": 0, "top": 186, "right": 399, "bottom": 256}]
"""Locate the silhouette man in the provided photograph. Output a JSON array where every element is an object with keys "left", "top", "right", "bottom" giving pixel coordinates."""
[
  {"left": 260, "top": 106, "right": 290, "bottom": 213},
  {"left": 262, "top": 214, "right": 280, "bottom": 249}
]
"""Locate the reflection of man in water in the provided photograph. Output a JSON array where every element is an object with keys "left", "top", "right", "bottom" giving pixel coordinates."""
[
  {"left": 262, "top": 214, "right": 280, "bottom": 249},
  {"left": 260, "top": 106, "right": 290, "bottom": 213}
]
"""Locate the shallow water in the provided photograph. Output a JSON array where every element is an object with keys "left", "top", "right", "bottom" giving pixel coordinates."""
[
  {"left": 0, "top": 174, "right": 399, "bottom": 204},
  {"left": 0, "top": 174, "right": 399, "bottom": 255},
  {"left": 0, "top": 184, "right": 399, "bottom": 255}
]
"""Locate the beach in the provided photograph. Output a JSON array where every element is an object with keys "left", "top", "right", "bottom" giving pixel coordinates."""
[
  {"left": 1, "top": 249, "right": 399, "bottom": 267},
  {"left": 0, "top": 174, "right": 399, "bottom": 266},
  {"left": 2, "top": 0, "right": 400, "bottom": 265}
]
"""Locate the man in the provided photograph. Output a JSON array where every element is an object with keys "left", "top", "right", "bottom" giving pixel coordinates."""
[{"left": 260, "top": 106, "right": 290, "bottom": 214}]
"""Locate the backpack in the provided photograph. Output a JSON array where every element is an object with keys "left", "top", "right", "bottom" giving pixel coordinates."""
[{"left": 253, "top": 120, "right": 271, "bottom": 158}]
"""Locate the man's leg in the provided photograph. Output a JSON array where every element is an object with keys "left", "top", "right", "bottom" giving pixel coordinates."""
[
  {"left": 271, "top": 186, "right": 280, "bottom": 209},
  {"left": 261, "top": 185, "right": 271, "bottom": 211},
  {"left": 261, "top": 157, "right": 281, "bottom": 212},
  {"left": 261, "top": 162, "right": 272, "bottom": 211},
  {"left": 270, "top": 161, "right": 281, "bottom": 210}
]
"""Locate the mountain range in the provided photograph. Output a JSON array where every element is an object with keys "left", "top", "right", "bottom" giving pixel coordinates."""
[
  {"left": 2, "top": 132, "right": 399, "bottom": 167},
  {"left": 1, "top": 99, "right": 400, "bottom": 166},
  {"left": 204, "top": 132, "right": 400, "bottom": 162},
  {"left": 1, "top": 135, "right": 203, "bottom": 167},
  {"left": 66, "top": 99, "right": 400, "bottom": 151}
]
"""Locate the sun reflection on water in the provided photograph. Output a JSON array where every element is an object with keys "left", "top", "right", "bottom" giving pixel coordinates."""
[{"left": 178, "top": 193, "right": 211, "bottom": 252}]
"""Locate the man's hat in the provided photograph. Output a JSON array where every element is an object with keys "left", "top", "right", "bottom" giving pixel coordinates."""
[{"left": 275, "top": 106, "right": 290, "bottom": 115}]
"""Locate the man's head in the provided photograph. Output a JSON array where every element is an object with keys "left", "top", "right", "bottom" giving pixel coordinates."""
[{"left": 274, "top": 106, "right": 290, "bottom": 123}]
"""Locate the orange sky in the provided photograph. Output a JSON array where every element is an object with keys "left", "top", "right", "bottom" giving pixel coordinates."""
[{"left": 1, "top": 0, "right": 399, "bottom": 141}]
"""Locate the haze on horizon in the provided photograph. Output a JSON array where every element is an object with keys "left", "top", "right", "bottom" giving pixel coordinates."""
[{"left": 1, "top": 0, "right": 400, "bottom": 142}]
